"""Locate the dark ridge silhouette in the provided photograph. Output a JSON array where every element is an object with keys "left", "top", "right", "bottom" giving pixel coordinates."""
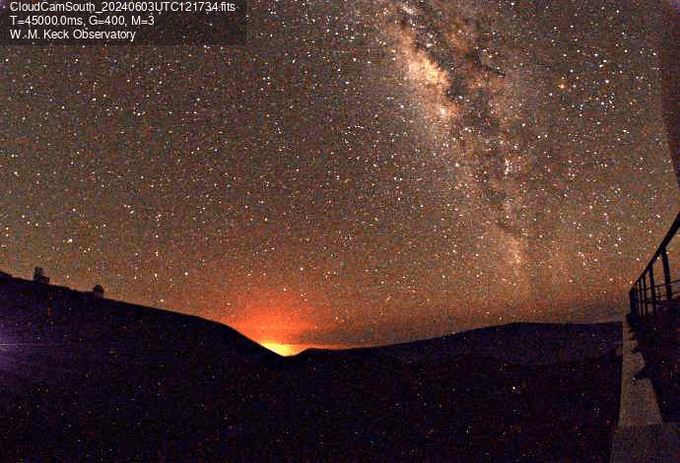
[
  {"left": 300, "top": 322, "right": 622, "bottom": 365},
  {"left": 0, "top": 271, "right": 622, "bottom": 461}
]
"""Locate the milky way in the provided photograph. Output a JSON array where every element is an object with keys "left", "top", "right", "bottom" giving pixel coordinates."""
[{"left": 0, "top": 0, "right": 677, "bottom": 352}]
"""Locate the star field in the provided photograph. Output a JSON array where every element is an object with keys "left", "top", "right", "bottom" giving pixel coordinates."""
[{"left": 1, "top": 0, "right": 678, "bottom": 351}]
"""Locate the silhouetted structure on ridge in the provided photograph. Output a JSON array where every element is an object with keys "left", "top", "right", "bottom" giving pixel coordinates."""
[
  {"left": 33, "top": 267, "right": 50, "bottom": 284},
  {"left": 92, "top": 284, "right": 105, "bottom": 298}
]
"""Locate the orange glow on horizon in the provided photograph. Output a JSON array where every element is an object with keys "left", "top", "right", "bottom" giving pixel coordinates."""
[
  {"left": 220, "top": 288, "right": 345, "bottom": 356},
  {"left": 229, "top": 312, "right": 317, "bottom": 347},
  {"left": 224, "top": 289, "right": 340, "bottom": 355},
  {"left": 260, "top": 342, "right": 349, "bottom": 356},
  {"left": 260, "top": 343, "right": 312, "bottom": 356}
]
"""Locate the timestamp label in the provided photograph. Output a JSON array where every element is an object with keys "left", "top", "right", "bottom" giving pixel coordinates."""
[{"left": 0, "top": 0, "right": 247, "bottom": 45}]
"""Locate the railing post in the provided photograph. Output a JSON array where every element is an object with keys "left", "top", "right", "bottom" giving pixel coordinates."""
[
  {"left": 649, "top": 264, "right": 657, "bottom": 315},
  {"left": 638, "top": 279, "right": 644, "bottom": 316},
  {"left": 641, "top": 273, "right": 648, "bottom": 317},
  {"left": 661, "top": 248, "right": 673, "bottom": 301},
  {"left": 636, "top": 280, "right": 641, "bottom": 307}
]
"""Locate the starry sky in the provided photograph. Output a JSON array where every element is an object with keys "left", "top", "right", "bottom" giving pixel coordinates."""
[{"left": 1, "top": 0, "right": 678, "bottom": 354}]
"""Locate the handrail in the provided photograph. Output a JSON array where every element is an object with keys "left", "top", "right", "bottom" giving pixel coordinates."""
[
  {"left": 629, "top": 211, "right": 680, "bottom": 321},
  {"left": 635, "top": 211, "right": 680, "bottom": 283}
]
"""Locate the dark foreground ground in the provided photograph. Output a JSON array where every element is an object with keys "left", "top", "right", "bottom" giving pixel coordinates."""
[{"left": 0, "top": 273, "right": 622, "bottom": 461}]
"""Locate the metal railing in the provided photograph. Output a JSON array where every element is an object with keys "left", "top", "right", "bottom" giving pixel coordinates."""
[{"left": 629, "top": 211, "right": 680, "bottom": 321}]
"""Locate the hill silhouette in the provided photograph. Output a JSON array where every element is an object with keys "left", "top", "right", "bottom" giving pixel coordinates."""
[
  {"left": 0, "top": 271, "right": 622, "bottom": 461},
  {"left": 300, "top": 321, "right": 621, "bottom": 365}
]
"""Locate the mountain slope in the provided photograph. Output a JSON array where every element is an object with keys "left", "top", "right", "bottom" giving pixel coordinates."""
[{"left": 0, "top": 271, "right": 622, "bottom": 461}]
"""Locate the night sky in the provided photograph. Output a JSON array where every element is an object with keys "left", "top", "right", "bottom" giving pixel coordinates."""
[{"left": 1, "top": 0, "right": 678, "bottom": 354}]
